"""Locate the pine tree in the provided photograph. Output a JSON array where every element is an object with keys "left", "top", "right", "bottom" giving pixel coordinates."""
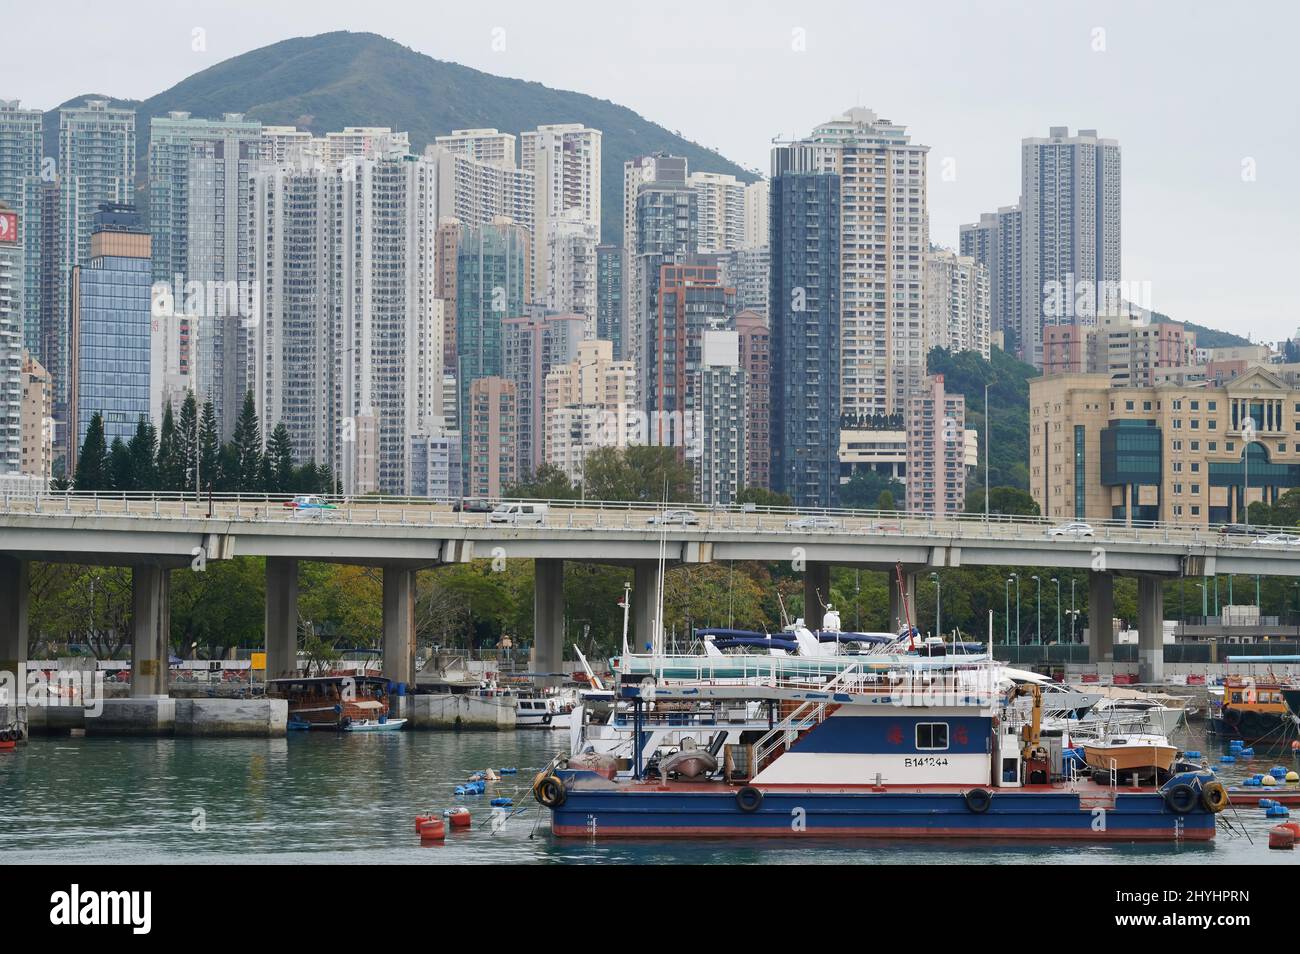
[
  {"left": 267, "top": 422, "right": 295, "bottom": 494},
  {"left": 229, "top": 391, "right": 263, "bottom": 492},
  {"left": 127, "top": 416, "right": 158, "bottom": 491},
  {"left": 157, "top": 404, "right": 184, "bottom": 491},
  {"left": 197, "top": 401, "right": 219, "bottom": 494},
  {"left": 73, "top": 412, "right": 109, "bottom": 491},
  {"left": 109, "top": 438, "right": 133, "bottom": 491},
  {"left": 176, "top": 391, "right": 198, "bottom": 493}
]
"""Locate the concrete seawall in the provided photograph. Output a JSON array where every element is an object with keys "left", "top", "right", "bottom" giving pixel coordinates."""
[
  {"left": 23, "top": 697, "right": 288, "bottom": 737},
  {"left": 407, "top": 693, "right": 516, "bottom": 730}
]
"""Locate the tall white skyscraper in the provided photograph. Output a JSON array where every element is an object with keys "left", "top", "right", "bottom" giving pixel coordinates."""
[
  {"left": 773, "top": 107, "right": 929, "bottom": 417},
  {"left": 0, "top": 202, "right": 22, "bottom": 474},
  {"left": 251, "top": 150, "right": 443, "bottom": 495},
  {"left": 148, "top": 111, "right": 263, "bottom": 436},
  {"left": 742, "top": 178, "right": 769, "bottom": 250},
  {"left": 546, "top": 209, "right": 598, "bottom": 335},
  {"left": 0, "top": 101, "right": 44, "bottom": 357},
  {"left": 688, "top": 171, "right": 746, "bottom": 253},
  {"left": 424, "top": 144, "right": 534, "bottom": 233},
  {"left": 924, "top": 249, "right": 990, "bottom": 359},
  {"left": 1019, "top": 127, "right": 1121, "bottom": 367},
  {"left": 521, "top": 124, "right": 601, "bottom": 303}
]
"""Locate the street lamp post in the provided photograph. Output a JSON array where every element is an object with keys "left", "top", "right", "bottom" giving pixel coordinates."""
[
  {"left": 930, "top": 572, "right": 941, "bottom": 639},
  {"left": 1004, "top": 578, "right": 1011, "bottom": 645},
  {"left": 1051, "top": 577, "right": 1061, "bottom": 643},
  {"left": 1070, "top": 577, "right": 1077, "bottom": 643},
  {"left": 1031, "top": 575, "right": 1042, "bottom": 645},
  {"left": 1010, "top": 572, "right": 1021, "bottom": 644}
]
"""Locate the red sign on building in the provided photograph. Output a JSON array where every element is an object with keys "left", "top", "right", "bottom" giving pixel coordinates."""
[{"left": 0, "top": 209, "right": 16, "bottom": 244}]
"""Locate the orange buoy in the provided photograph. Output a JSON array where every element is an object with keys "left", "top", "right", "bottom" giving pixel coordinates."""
[
  {"left": 414, "top": 814, "right": 437, "bottom": 833},
  {"left": 418, "top": 819, "right": 446, "bottom": 841},
  {"left": 447, "top": 808, "right": 472, "bottom": 829},
  {"left": 1269, "top": 826, "right": 1296, "bottom": 850}
]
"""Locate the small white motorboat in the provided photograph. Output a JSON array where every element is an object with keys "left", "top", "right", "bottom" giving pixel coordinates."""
[{"left": 343, "top": 718, "right": 408, "bottom": 733}]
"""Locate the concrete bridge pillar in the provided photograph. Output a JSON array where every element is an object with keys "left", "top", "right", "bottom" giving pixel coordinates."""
[
  {"left": 1137, "top": 576, "right": 1165, "bottom": 684},
  {"left": 1087, "top": 571, "right": 1114, "bottom": 663},
  {"left": 130, "top": 565, "right": 171, "bottom": 697},
  {"left": 534, "top": 559, "right": 565, "bottom": 680},
  {"left": 804, "top": 562, "right": 830, "bottom": 630},
  {"left": 633, "top": 561, "right": 663, "bottom": 654},
  {"left": 0, "top": 555, "right": 29, "bottom": 674},
  {"left": 265, "top": 557, "right": 299, "bottom": 678},
  {"left": 382, "top": 567, "right": 416, "bottom": 688},
  {"left": 888, "top": 570, "right": 918, "bottom": 634}
]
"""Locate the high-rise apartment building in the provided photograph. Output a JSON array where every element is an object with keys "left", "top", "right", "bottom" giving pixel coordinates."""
[
  {"left": 434, "top": 129, "right": 517, "bottom": 165},
  {"left": 904, "top": 374, "right": 968, "bottom": 515},
  {"left": 772, "top": 108, "right": 929, "bottom": 420},
  {"left": 545, "top": 210, "right": 598, "bottom": 334},
  {"left": 149, "top": 111, "right": 263, "bottom": 436},
  {"left": 522, "top": 124, "right": 601, "bottom": 303},
  {"left": 19, "top": 352, "right": 51, "bottom": 479},
  {"left": 735, "top": 309, "right": 770, "bottom": 490},
  {"left": 466, "top": 376, "right": 516, "bottom": 498},
  {"left": 456, "top": 219, "right": 529, "bottom": 467},
  {"left": 718, "top": 246, "right": 770, "bottom": 318},
  {"left": 426, "top": 144, "right": 534, "bottom": 235},
  {"left": 959, "top": 204, "right": 1021, "bottom": 350},
  {"left": 595, "top": 243, "right": 622, "bottom": 358},
  {"left": 695, "top": 329, "right": 746, "bottom": 505},
  {"left": 1019, "top": 128, "right": 1121, "bottom": 367},
  {"left": 0, "top": 202, "right": 21, "bottom": 473},
  {"left": 68, "top": 204, "right": 152, "bottom": 463},
  {"left": 742, "top": 179, "right": 769, "bottom": 250},
  {"left": 648, "top": 260, "right": 734, "bottom": 451},
  {"left": 924, "top": 249, "right": 991, "bottom": 358},
  {"left": 689, "top": 171, "right": 746, "bottom": 254},
  {"left": 543, "top": 338, "right": 636, "bottom": 483},
  {"left": 251, "top": 151, "right": 443, "bottom": 495},
  {"left": 322, "top": 127, "right": 410, "bottom": 162},
  {"left": 0, "top": 101, "right": 44, "bottom": 357},
  {"left": 503, "top": 310, "right": 583, "bottom": 478},
  {"left": 1042, "top": 312, "right": 1194, "bottom": 386},
  {"left": 768, "top": 170, "right": 840, "bottom": 507}
]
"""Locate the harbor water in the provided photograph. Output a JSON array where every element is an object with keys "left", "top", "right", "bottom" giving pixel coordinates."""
[{"left": 1, "top": 728, "right": 1295, "bottom": 865}]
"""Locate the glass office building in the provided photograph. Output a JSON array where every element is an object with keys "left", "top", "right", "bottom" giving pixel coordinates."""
[{"left": 71, "top": 204, "right": 152, "bottom": 456}]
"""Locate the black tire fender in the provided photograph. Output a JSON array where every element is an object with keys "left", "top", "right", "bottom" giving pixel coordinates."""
[
  {"left": 964, "top": 788, "right": 993, "bottom": 813},
  {"left": 736, "top": 786, "right": 764, "bottom": 813},
  {"left": 536, "top": 774, "right": 566, "bottom": 808},
  {"left": 1163, "top": 783, "right": 1198, "bottom": 815}
]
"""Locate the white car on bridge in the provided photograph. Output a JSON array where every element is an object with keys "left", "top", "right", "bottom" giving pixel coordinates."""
[
  {"left": 1252, "top": 532, "right": 1300, "bottom": 547},
  {"left": 647, "top": 509, "right": 699, "bottom": 527},
  {"left": 787, "top": 515, "right": 841, "bottom": 531},
  {"left": 1045, "top": 521, "right": 1095, "bottom": 539}
]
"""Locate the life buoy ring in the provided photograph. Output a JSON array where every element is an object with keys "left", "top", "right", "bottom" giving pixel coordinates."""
[
  {"left": 1163, "top": 783, "right": 1198, "bottom": 815},
  {"left": 535, "top": 774, "right": 566, "bottom": 808},
  {"left": 1201, "top": 780, "right": 1228, "bottom": 814},
  {"left": 963, "top": 788, "right": 993, "bottom": 813},
  {"left": 735, "top": 786, "right": 763, "bottom": 813},
  {"left": 541, "top": 714, "right": 552, "bottom": 726}
]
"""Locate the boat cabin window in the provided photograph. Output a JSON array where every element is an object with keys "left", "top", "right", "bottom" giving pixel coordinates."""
[
  {"left": 915, "top": 722, "right": 949, "bottom": 751},
  {"left": 1230, "top": 692, "right": 1243, "bottom": 703}
]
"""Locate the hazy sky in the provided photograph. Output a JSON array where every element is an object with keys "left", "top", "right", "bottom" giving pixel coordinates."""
[{"left": 6, "top": 0, "right": 1297, "bottom": 340}]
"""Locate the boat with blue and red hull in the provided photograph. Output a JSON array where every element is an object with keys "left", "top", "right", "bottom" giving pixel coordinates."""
[
  {"left": 535, "top": 654, "right": 1227, "bottom": 842},
  {"left": 549, "top": 775, "right": 1217, "bottom": 840}
]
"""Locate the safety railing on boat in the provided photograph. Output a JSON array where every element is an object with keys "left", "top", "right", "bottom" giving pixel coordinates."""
[{"left": 749, "top": 664, "right": 866, "bottom": 770}]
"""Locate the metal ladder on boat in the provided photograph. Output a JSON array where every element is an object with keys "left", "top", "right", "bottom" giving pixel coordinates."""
[{"left": 751, "top": 664, "right": 861, "bottom": 771}]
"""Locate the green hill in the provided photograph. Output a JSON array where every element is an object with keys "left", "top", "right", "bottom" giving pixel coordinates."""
[{"left": 45, "top": 31, "right": 755, "bottom": 243}]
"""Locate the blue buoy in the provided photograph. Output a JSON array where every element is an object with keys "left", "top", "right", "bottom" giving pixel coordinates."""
[
  {"left": 1221, "top": 755, "right": 1236, "bottom": 763},
  {"left": 454, "top": 785, "right": 466, "bottom": 796},
  {"left": 1230, "top": 739, "right": 1244, "bottom": 748},
  {"left": 1266, "top": 805, "right": 1291, "bottom": 818},
  {"left": 1271, "top": 765, "right": 1289, "bottom": 778},
  {"left": 500, "top": 767, "right": 518, "bottom": 774},
  {"left": 1244, "top": 777, "right": 1261, "bottom": 787},
  {"left": 1259, "top": 798, "right": 1276, "bottom": 808},
  {"left": 1184, "top": 750, "right": 1202, "bottom": 759},
  {"left": 490, "top": 797, "right": 513, "bottom": 807},
  {"left": 1240, "top": 747, "right": 1255, "bottom": 758}
]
